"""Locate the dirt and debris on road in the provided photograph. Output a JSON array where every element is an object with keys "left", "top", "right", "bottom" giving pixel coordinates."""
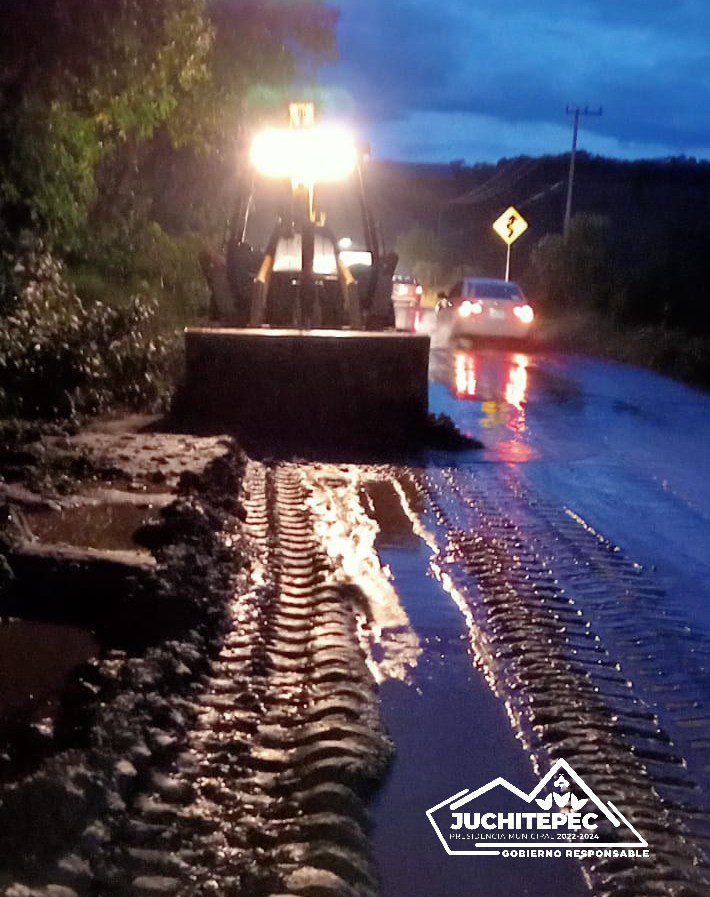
[{"left": 0, "top": 420, "right": 392, "bottom": 897}]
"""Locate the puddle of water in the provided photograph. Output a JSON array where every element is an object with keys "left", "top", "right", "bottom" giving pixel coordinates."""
[
  {"left": 305, "top": 467, "right": 423, "bottom": 683},
  {"left": 0, "top": 620, "right": 98, "bottom": 728},
  {"left": 368, "top": 480, "right": 589, "bottom": 897},
  {"left": 363, "top": 480, "right": 421, "bottom": 548},
  {"left": 24, "top": 503, "right": 159, "bottom": 551},
  {"left": 428, "top": 347, "right": 596, "bottom": 465}
]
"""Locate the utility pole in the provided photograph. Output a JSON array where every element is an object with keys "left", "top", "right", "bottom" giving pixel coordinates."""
[{"left": 564, "top": 105, "right": 602, "bottom": 234}]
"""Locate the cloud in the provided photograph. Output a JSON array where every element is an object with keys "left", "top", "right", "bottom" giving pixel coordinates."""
[
  {"left": 326, "top": 0, "right": 710, "bottom": 161},
  {"left": 369, "top": 109, "right": 710, "bottom": 164}
]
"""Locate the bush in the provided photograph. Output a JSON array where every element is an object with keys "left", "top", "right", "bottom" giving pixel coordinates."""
[
  {"left": 531, "top": 214, "right": 616, "bottom": 314},
  {"left": 133, "top": 224, "right": 210, "bottom": 326},
  {"left": 0, "top": 241, "right": 179, "bottom": 420},
  {"left": 72, "top": 223, "right": 210, "bottom": 328}
]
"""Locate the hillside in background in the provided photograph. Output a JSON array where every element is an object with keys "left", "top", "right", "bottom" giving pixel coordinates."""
[{"left": 367, "top": 153, "right": 710, "bottom": 331}]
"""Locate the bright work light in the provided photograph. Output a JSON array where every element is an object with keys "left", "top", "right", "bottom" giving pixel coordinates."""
[{"left": 250, "top": 125, "right": 358, "bottom": 185}]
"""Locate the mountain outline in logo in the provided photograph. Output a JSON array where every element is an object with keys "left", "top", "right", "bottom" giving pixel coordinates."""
[{"left": 427, "top": 758, "right": 648, "bottom": 857}]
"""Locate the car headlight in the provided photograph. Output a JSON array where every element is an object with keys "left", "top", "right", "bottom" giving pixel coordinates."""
[
  {"left": 513, "top": 304, "right": 534, "bottom": 324},
  {"left": 460, "top": 300, "right": 483, "bottom": 318}
]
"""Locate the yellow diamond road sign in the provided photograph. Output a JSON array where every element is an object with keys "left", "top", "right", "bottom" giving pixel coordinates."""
[{"left": 493, "top": 206, "right": 528, "bottom": 246}]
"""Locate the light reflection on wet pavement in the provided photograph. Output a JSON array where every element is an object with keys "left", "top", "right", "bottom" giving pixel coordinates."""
[
  {"left": 366, "top": 479, "right": 588, "bottom": 897},
  {"left": 366, "top": 336, "right": 710, "bottom": 895}
]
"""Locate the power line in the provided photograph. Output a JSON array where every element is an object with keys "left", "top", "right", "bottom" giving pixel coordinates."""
[
  {"left": 446, "top": 159, "right": 523, "bottom": 206},
  {"left": 437, "top": 180, "right": 564, "bottom": 240},
  {"left": 518, "top": 179, "right": 565, "bottom": 209},
  {"left": 564, "top": 105, "right": 602, "bottom": 233},
  {"left": 447, "top": 157, "right": 541, "bottom": 207},
  {"left": 437, "top": 158, "right": 544, "bottom": 235}
]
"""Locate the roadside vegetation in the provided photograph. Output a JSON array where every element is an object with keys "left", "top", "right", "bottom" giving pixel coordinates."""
[
  {"left": 0, "top": 0, "right": 337, "bottom": 420},
  {"left": 530, "top": 215, "right": 710, "bottom": 385}
]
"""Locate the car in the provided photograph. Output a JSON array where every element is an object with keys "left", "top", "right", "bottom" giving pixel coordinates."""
[
  {"left": 438, "top": 277, "right": 535, "bottom": 339},
  {"left": 391, "top": 274, "right": 424, "bottom": 331}
]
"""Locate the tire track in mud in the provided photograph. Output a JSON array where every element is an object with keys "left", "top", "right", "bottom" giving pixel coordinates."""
[
  {"left": 119, "top": 462, "right": 390, "bottom": 897},
  {"left": 417, "top": 465, "right": 710, "bottom": 897}
]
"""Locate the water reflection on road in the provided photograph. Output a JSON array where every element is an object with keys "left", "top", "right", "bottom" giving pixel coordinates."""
[
  {"left": 371, "top": 331, "right": 710, "bottom": 895},
  {"left": 449, "top": 349, "right": 533, "bottom": 460},
  {"left": 428, "top": 336, "right": 710, "bottom": 823},
  {"left": 430, "top": 345, "right": 562, "bottom": 463},
  {"left": 429, "top": 338, "right": 710, "bottom": 632}
]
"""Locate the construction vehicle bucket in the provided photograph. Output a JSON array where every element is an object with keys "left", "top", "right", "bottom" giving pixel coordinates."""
[{"left": 176, "top": 328, "right": 430, "bottom": 449}]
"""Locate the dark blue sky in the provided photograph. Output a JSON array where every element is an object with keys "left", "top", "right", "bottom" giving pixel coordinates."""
[{"left": 325, "top": 0, "right": 710, "bottom": 163}]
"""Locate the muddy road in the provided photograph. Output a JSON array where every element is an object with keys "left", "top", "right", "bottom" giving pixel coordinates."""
[
  {"left": 2, "top": 342, "right": 709, "bottom": 897},
  {"left": 350, "top": 342, "right": 710, "bottom": 895}
]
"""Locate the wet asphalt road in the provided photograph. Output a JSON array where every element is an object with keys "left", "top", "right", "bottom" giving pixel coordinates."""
[
  {"left": 429, "top": 340, "right": 710, "bottom": 634},
  {"left": 369, "top": 325, "right": 710, "bottom": 896},
  {"left": 430, "top": 343, "right": 710, "bottom": 615}
]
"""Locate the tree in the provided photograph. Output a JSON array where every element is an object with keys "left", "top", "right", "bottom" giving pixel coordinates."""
[
  {"left": 396, "top": 226, "right": 445, "bottom": 286},
  {"left": 1, "top": 0, "right": 213, "bottom": 247},
  {"left": 531, "top": 214, "right": 616, "bottom": 314},
  {"left": 0, "top": 0, "right": 338, "bottom": 249},
  {"left": 133, "top": 0, "right": 339, "bottom": 237}
]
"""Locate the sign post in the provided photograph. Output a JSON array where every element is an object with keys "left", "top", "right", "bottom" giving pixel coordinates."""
[{"left": 492, "top": 206, "right": 529, "bottom": 281}]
